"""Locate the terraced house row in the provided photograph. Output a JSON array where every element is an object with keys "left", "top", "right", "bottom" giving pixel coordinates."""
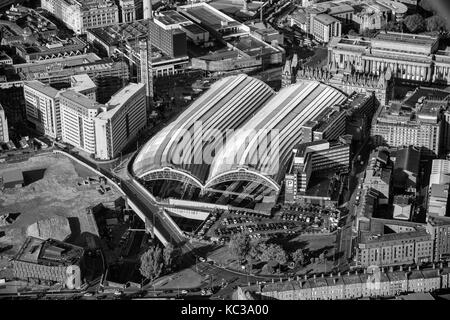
[{"left": 238, "top": 263, "right": 450, "bottom": 300}]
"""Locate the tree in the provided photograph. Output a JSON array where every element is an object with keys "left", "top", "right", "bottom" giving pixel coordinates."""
[
  {"left": 228, "top": 234, "right": 251, "bottom": 263},
  {"left": 139, "top": 245, "right": 164, "bottom": 282},
  {"left": 318, "top": 252, "right": 326, "bottom": 264},
  {"left": 419, "top": 0, "right": 435, "bottom": 13},
  {"left": 425, "top": 15, "right": 447, "bottom": 32},
  {"left": 403, "top": 14, "right": 425, "bottom": 33},
  {"left": 162, "top": 243, "right": 181, "bottom": 272},
  {"left": 291, "top": 249, "right": 305, "bottom": 266},
  {"left": 348, "top": 29, "right": 358, "bottom": 37},
  {"left": 259, "top": 243, "right": 288, "bottom": 265}
]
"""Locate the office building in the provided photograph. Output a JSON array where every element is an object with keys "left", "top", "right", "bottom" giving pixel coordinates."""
[
  {"left": 94, "top": 83, "right": 146, "bottom": 160},
  {"left": 430, "top": 159, "right": 450, "bottom": 185},
  {"left": 371, "top": 95, "right": 443, "bottom": 157},
  {"left": 311, "top": 14, "right": 341, "bottom": 43},
  {"left": 59, "top": 89, "right": 104, "bottom": 154},
  {"left": 70, "top": 74, "right": 97, "bottom": 101},
  {"left": 357, "top": 228, "right": 433, "bottom": 267},
  {"left": 119, "top": 0, "right": 138, "bottom": 23},
  {"left": 300, "top": 105, "right": 347, "bottom": 143},
  {"left": 41, "top": 0, "right": 119, "bottom": 34},
  {"left": 12, "top": 237, "right": 84, "bottom": 289},
  {"left": 0, "top": 103, "right": 9, "bottom": 143},
  {"left": 391, "top": 146, "right": 420, "bottom": 193},
  {"left": 426, "top": 216, "right": 450, "bottom": 261},
  {"left": 363, "top": 150, "right": 391, "bottom": 204},
  {"left": 23, "top": 81, "right": 61, "bottom": 139},
  {"left": 428, "top": 184, "right": 449, "bottom": 217},
  {"left": 15, "top": 55, "right": 129, "bottom": 104},
  {"left": 285, "top": 139, "right": 350, "bottom": 203}
]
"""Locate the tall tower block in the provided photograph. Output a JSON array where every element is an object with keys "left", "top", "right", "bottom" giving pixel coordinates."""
[
  {"left": 139, "top": 38, "right": 153, "bottom": 114},
  {"left": 143, "top": 0, "right": 152, "bottom": 19}
]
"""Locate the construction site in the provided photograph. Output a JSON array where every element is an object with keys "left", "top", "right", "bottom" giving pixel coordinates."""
[{"left": 0, "top": 153, "right": 123, "bottom": 256}]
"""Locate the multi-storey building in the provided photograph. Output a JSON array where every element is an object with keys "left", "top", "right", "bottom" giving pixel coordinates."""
[
  {"left": 0, "top": 103, "right": 9, "bottom": 143},
  {"left": 356, "top": 229, "right": 433, "bottom": 267},
  {"left": 94, "top": 83, "right": 146, "bottom": 160},
  {"left": 328, "top": 31, "right": 450, "bottom": 85},
  {"left": 12, "top": 237, "right": 84, "bottom": 289},
  {"left": 41, "top": 0, "right": 119, "bottom": 34},
  {"left": 443, "top": 110, "right": 450, "bottom": 154},
  {"left": 289, "top": 62, "right": 391, "bottom": 105},
  {"left": 15, "top": 56, "right": 129, "bottom": 104},
  {"left": 371, "top": 97, "right": 443, "bottom": 157},
  {"left": 430, "top": 159, "right": 450, "bottom": 185},
  {"left": 285, "top": 139, "right": 350, "bottom": 203},
  {"left": 426, "top": 216, "right": 450, "bottom": 261},
  {"left": 363, "top": 149, "right": 391, "bottom": 204},
  {"left": 300, "top": 105, "right": 347, "bottom": 143},
  {"left": 23, "top": 80, "right": 60, "bottom": 139},
  {"left": 311, "top": 14, "right": 341, "bottom": 43},
  {"left": 70, "top": 74, "right": 97, "bottom": 101},
  {"left": 119, "top": 0, "right": 138, "bottom": 23},
  {"left": 59, "top": 89, "right": 103, "bottom": 154},
  {"left": 428, "top": 184, "right": 449, "bottom": 217}
]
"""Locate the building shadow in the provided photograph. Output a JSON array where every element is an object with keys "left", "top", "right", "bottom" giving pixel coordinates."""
[{"left": 22, "top": 168, "right": 46, "bottom": 186}]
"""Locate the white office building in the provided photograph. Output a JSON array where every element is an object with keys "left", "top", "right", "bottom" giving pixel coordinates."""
[
  {"left": 0, "top": 104, "right": 9, "bottom": 143},
  {"left": 59, "top": 89, "right": 103, "bottom": 154},
  {"left": 95, "top": 83, "right": 146, "bottom": 160},
  {"left": 23, "top": 81, "right": 60, "bottom": 139}
]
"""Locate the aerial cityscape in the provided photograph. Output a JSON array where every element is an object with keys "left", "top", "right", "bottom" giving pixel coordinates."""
[{"left": 1, "top": 0, "right": 450, "bottom": 305}]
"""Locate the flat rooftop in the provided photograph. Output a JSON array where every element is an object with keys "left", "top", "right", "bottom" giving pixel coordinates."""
[
  {"left": 70, "top": 74, "right": 96, "bottom": 93},
  {"left": 1, "top": 169, "right": 24, "bottom": 184},
  {"left": 97, "top": 83, "right": 144, "bottom": 120},
  {"left": 156, "top": 10, "right": 191, "bottom": 26},
  {"left": 374, "top": 32, "right": 438, "bottom": 46},
  {"left": 14, "top": 236, "right": 84, "bottom": 267},
  {"left": 59, "top": 89, "right": 103, "bottom": 110},
  {"left": 182, "top": 23, "right": 208, "bottom": 35},
  {"left": 13, "top": 53, "right": 101, "bottom": 73},
  {"left": 178, "top": 3, "right": 240, "bottom": 31},
  {"left": 360, "top": 229, "right": 429, "bottom": 245},
  {"left": 314, "top": 13, "right": 339, "bottom": 25},
  {"left": 430, "top": 183, "right": 449, "bottom": 198},
  {"left": 24, "top": 80, "right": 59, "bottom": 98}
]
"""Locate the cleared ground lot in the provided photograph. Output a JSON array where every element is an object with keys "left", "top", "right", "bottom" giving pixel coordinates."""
[{"left": 0, "top": 153, "right": 122, "bottom": 255}]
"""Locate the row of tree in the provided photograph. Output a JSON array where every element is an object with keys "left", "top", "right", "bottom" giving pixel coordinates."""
[
  {"left": 139, "top": 243, "right": 182, "bottom": 283},
  {"left": 227, "top": 234, "right": 326, "bottom": 272},
  {"left": 403, "top": 14, "right": 447, "bottom": 33}
]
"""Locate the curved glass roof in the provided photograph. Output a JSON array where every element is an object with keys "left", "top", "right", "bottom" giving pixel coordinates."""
[
  {"left": 132, "top": 74, "right": 275, "bottom": 182},
  {"left": 208, "top": 80, "right": 348, "bottom": 184}
]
